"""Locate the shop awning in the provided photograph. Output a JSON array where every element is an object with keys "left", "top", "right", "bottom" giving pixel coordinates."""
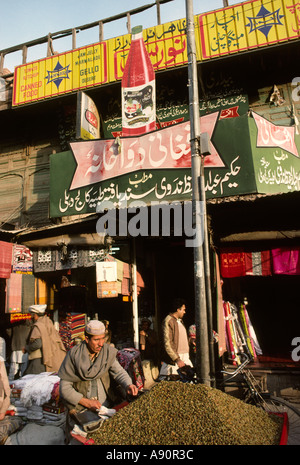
[
  {"left": 220, "top": 230, "right": 300, "bottom": 242},
  {"left": 20, "top": 233, "right": 106, "bottom": 249}
]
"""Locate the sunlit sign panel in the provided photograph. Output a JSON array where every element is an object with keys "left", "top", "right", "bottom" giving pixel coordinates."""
[
  {"left": 13, "top": 43, "right": 108, "bottom": 106},
  {"left": 12, "top": 19, "right": 199, "bottom": 107},
  {"left": 199, "top": 0, "right": 300, "bottom": 59}
]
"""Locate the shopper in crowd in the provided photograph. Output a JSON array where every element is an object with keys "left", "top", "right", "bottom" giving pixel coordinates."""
[
  {"left": 159, "top": 298, "right": 193, "bottom": 379},
  {"left": 24, "top": 305, "right": 66, "bottom": 375},
  {"left": 139, "top": 317, "right": 158, "bottom": 363},
  {"left": 188, "top": 324, "right": 197, "bottom": 367},
  {"left": 6, "top": 319, "right": 32, "bottom": 380},
  {"left": 188, "top": 323, "right": 219, "bottom": 368},
  {"left": 58, "top": 320, "right": 138, "bottom": 439},
  {"left": 101, "top": 319, "right": 114, "bottom": 346}
]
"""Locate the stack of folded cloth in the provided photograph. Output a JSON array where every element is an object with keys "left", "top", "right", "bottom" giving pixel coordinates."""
[
  {"left": 9, "top": 399, "right": 66, "bottom": 426},
  {"left": 10, "top": 400, "right": 27, "bottom": 418},
  {"left": 9, "top": 373, "right": 66, "bottom": 427},
  {"left": 41, "top": 402, "right": 66, "bottom": 427},
  {"left": 59, "top": 313, "right": 85, "bottom": 350},
  {"left": 26, "top": 404, "right": 44, "bottom": 421},
  {"left": 9, "top": 401, "right": 43, "bottom": 420}
]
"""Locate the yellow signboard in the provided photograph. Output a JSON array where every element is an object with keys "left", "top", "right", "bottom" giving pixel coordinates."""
[
  {"left": 199, "top": 0, "right": 300, "bottom": 59},
  {"left": 13, "top": 42, "right": 107, "bottom": 106},
  {"left": 13, "top": 18, "right": 197, "bottom": 107}
]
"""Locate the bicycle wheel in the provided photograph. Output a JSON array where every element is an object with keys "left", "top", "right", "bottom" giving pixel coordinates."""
[{"left": 260, "top": 395, "right": 300, "bottom": 445}]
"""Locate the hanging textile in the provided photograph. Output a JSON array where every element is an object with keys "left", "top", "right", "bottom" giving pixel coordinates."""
[
  {"left": 223, "top": 302, "right": 239, "bottom": 364},
  {"left": 5, "top": 273, "right": 35, "bottom": 314},
  {"left": 59, "top": 312, "right": 85, "bottom": 350},
  {"left": 33, "top": 249, "right": 56, "bottom": 273},
  {"left": 6, "top": 273, "right": 22, "bottom": 313},
  {"left": 21, "top": 274, "right": 35, "bottom": 312},
  {"left": 0, "top": 241, "right": 13, "bottom": 278},
  {"left": 122, "top": 262, "right": 131, "bottom": 296},
  {"left": 220, "top": 248, "right": 246, "bottom": 278},
  {"left": 117, "top": 348, "right": 145, "bottom": 390},
  {"left": 245, "top": 251, "right": 272, "bottom": 276},
  {"left": 55, "top": 248, "right": 106, "bottom": 270},
  {"left": 214, "top": 253, "right": 227, "bottom": 357},
  {"left": 272, "top": 247, "right": 300, "bottom": 275},
  {"left": 221, "top": 248, "right": 272, "bottom": 278},
  {"left": 242, "top": 304, "right": 262, "bottom": 356},
  {"left": 238, "top": 304, "right": 256, "bottom": 358},
  {"left": 137, "top": 271, "right": 145, "bottom": 295},
  {"left": 33, "top": 247, "right": 106, "bottom": 273},
  {"left": 10, "top": 313, "right": 31, "bottom": 323},
  {"left": 116, "top": 259, "right": 124, "bottom": 294},
  {"left": 223, "top": 301, "right": 262, "bottom": 365}
]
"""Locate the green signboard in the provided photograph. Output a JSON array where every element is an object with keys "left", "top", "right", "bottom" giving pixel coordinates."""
[
  {"left": 49, "top": 95, "right": 300, "bottom": 218},
  {"left": 249, "top": 112, "right": 300, "bottom": 194},
  {"left": 50, "top": 110, "right": 256, "bottom": 218}
]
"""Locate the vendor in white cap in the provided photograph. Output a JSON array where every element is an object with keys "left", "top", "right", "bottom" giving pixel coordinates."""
[
  {"left": 58, "top": 319, "right": 138, "bottom": 440},
  {"left": 24, "top": 304, "right": 66, "bottom": 376}
]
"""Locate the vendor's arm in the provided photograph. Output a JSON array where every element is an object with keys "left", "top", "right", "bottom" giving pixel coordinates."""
[
  {"left": 109, "top": 360, "right": 138, "bottom": 397},
  {"left": 59, "top": 378, "right": 102, "bottom": 411}
]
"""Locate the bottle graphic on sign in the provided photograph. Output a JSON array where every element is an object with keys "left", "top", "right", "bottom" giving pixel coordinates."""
[{"left": 122, "top": 25, "right": 156, "bottom": 137}]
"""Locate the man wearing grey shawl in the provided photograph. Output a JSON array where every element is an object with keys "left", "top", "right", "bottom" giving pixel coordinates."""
[{"left": 58, "top": 320, "right": 138, "bottom": 438}]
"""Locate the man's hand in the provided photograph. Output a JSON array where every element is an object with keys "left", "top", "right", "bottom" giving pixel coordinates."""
[
  {"left": 176, "top": 359, "right": 185, "bottom": 368},
  {"left": 79, "top": 397, "right": 102, "bottom": 411},
  {"left": 126, "top": 384, "right": 139, "bottom": 397}
]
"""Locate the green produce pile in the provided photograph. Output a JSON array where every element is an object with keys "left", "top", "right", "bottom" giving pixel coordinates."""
[{"left": 90, "top": 381, "right": 283, "bottom": 445}]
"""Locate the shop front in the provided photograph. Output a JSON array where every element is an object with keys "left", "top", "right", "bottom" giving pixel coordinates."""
[{"left": 206, "top": 191, "right": 300, "bottom": 397}]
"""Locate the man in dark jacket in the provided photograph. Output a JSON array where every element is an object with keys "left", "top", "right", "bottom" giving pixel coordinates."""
[{"left": 159, "top": 298, "right": 193, "bottom": 379}]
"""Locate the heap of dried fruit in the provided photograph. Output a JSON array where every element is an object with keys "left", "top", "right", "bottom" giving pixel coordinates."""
[{"left": 90, "top": 381, "right": 282, "bottom": 445}]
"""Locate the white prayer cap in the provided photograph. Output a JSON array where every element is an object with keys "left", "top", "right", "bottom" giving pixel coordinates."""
[
  {"left": 28, "top": 304, "right": 47, "bottom": 314},
  {"left": 85, "top": 320, "right": 105, "bottom": 336}
]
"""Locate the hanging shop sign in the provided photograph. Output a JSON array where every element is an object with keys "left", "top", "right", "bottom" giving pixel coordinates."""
[
  {"left": 76, "top": 91, "right": 100, "bottom": 140},
  {"left": 199, "top": 0, "right": 300, "bottom": 60},
  {"left": 249, "top": 111, "right": 300, "bottom": 194},
  {"left": 103, "top": 93, "right": 249, "bottom": 138},
  {"left": 50, "top": 102, "right": 300, "bottom": 218},
  {"left": 12, "top": 244, "right": 33, "bottom": 274},
  {"left": 49, "top": 95, "right": 258, "bottom": 218}
]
